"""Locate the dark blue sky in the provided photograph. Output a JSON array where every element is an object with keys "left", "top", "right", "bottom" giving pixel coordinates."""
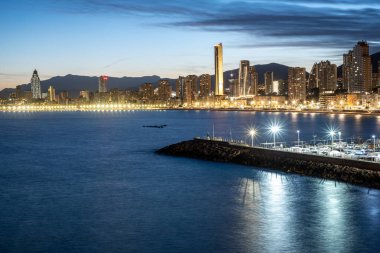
[{"left": 1, "top": 0, "right": 379, "bottom": 88}]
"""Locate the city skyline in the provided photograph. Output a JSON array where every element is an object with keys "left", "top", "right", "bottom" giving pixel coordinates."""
[{"left": 1, "top": 0, "right": 380, "bottom": 89}]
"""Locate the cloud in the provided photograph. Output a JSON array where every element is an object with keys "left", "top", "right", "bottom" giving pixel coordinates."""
[{"left": 56, "top": 0, "right": 380, "bottom": 51}]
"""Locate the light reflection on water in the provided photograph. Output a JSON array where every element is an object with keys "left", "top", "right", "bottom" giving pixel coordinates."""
[{"left": 0, "top": 110, "right": 379, "bottom": 252}]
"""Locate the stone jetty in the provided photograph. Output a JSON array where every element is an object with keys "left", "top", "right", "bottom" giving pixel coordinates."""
[{"left": 157, "top": 139, "right": 380, "bottom": 189}]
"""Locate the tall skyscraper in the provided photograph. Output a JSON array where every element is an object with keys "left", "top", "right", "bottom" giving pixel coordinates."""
[
  {"left": 157, "top": 79, "right": 171, "bottom": 101},
  {"left": 288, "top": 67, "right": 306, "bottom": 102},
  {"left": 16, "top": 85, "right": 23, "bottom": 99},
  {"left": 185, "top": 75, "right": 198, "bottom": 105},
  {"left": 199, "top": 74, "right": 211, "bottom": 98},
  {"left": 248, "top": 66, "right": 258, "bottom": 95},
  {"left": 176, "top": 76, "right": 186, "bottom": 105},
  {"left": 264, "top": 71, "right": 274, "bottom": 95},
  {"left": 308, "top": 61, "right": 337, "bottom": 93},
  {"left": 30, "top": 69, "right": 41, "bottom": 99},
  {"left": 238, "top": 60, "right": 250, "bottom": 96},
  {"left": 139, "top": 83, "right": 154, "bottom": 100},
  {"left": 99, "top": 75, "right": 108, "bottom": 93},
  {"left": 48, "top": 85, "right": 56, "bottom": 102},
  {"left": 214, "top": 43, "right": 224, "bottom": 96},
  {"left": 343, "top": 41, "right": 372, "bottom": 93}
]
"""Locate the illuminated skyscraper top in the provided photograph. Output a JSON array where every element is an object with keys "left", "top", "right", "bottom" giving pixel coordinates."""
[
  {"left": 30, "top": 69, "right": 41, "bottom": 99},
  {"left": 99, "top": 75, "right": 108, "bottom": 93},
  {"left": 214, "top": 43, "right": 224, "bottom": 96}
]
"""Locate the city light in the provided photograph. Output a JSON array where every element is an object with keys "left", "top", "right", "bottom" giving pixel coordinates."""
[
  {"left": 268, "top": 123, "right": 282, "bottom": 148},
  {"left": 249, "top": 128, "right": 257, "bottom": 147},
  {"left": 329, "top": 130, "right": 336, "bottom": 145}
]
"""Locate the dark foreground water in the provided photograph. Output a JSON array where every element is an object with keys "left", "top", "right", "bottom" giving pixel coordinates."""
[{"left": 0, "top": 110, "right": 379, "bottom": 252}]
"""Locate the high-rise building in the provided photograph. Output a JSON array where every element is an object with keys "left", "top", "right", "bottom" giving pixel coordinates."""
[
  {"left": 99, "top": 75, "right": 108, "bottom": 93},
  {"left": 185, "top": 75, "right": 198, "bottom": 105},
  {"left": 288, "top": 67, "right": 306, "bottom": 102},
  {"left": 48, "top": 85, "right": 56, "bottom": 102},
  {"left": 238, "top": 60, "right": 250, "bottom": 96},
  {"left": 30, "top": 69, "right": 41, "bottom": 99},
  {"left": 80, "top": 90, "right": 91, "bottom": 102},
  {"left": 176, "top": 76, "right": 186, "bottom": 105},
  {"left": 139, "top": 83, "right": 154, "bottom": 101},
  {"left": 157, "top": 79, "right": 171, "bottom": 101},
  {"left": 16, "top": 85, "right": 23, "bottom": 99},
  {"left": 248, "top": 66, "right": 258, "bottom": 95},
  {"left": 199, "top": 74, "right": 211, "bottom": 98},
  {"left": 214, "top": 43, "right": 224, "bottom": 96},
  {"left": 343, "top": 51, "right": 354, "bottom": 91},
  {"left": 308, "top": 61, "right": 337, "bottom": 93},
  {"left": 264, "top": 71, "right": 274, "bottom": 95},
  {"left": 343, "top": 41, "right": 372, "bottom": 93}
]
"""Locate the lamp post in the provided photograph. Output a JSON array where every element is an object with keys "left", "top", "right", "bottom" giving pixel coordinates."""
[
  {"left": 329, "top": 131, "right": 335, "bottom": 146},
  {"left": 372, "top": 135, "right": 376, "bottom": 152},
  {"left": 249, "top": 129, "right": 257, "bottom": 147},
  {"left": 297, "top": 130, "right": 300, "bottom": 147},
  {"left": 313, "top": 135, "right": 317, "bottom": 146},
  {"left": 271, "top": 126, "right": 280, "bottom": 148}
]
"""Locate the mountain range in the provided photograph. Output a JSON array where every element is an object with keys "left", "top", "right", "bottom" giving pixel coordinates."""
[{"left": 0, "top": 63, "right": 290, "bottom": 98}]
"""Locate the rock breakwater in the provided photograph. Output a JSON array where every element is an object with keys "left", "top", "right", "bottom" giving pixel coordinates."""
[{"left": 157, "top": 139, "right": 380, "bottom": 189}]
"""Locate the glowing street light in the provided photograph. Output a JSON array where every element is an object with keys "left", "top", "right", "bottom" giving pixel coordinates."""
[
  {"left": 249, "top": 129, "right": 257, "bottom": 147},
  {"left": 372, "top": 135, "right": 376, "bottom": 152},
  {"left": 329, "top": 130, "right": 336, "bottom": 145},
  {"left": 270, "top": 125, "right": 280, "bottom": 148}
]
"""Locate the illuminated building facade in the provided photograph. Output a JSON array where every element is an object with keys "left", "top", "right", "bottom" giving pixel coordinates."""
[
  {"left": 264, "top": 71, "right": 274, "bottom": 95},
  {"left": 31, "top": 69, "right": 42, "bottom": 99},
  {"left": 199, "top": 74, "right": 211, "bottom": 98},
  {"left": 176, "top": 76, "right": 186, "bottom": 105},
  {"left": 185, "top": 75, "right": 198, "bottom": 105},
  {"left": 157, "top": 79, "right": 171, "bottom": 101},
  {"left": 248, "top": 66, "right": 258, "bottom": 95},
  {"left": 139, "top": 83, "right": 154, "bottom": 101},
  {"left": 99, "top": 75, "right": 108, "bottom": 93},
  {"left": 48, "top": 85, "right": 56, "bottom": 102},
  {"left": 308, "top": 61, "right": 337, "bottom": 93},
  {"left": 214, "top": 43, "right": 224, "bottom": 96},
  {"left": 239, "top": 60, "right": 250, "bottom": 96},
  {"left": 288, "top": 67, "right": 306, "bottom": 102},
  {"left": 343, "top": 41, "right": 372, "bottom": 93}
]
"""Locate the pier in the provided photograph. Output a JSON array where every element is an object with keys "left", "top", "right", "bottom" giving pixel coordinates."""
[{"left": 157, "top": 138, "right": 380, "bottom": 189}]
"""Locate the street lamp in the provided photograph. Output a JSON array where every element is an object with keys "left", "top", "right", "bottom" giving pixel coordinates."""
[
  {"left": 249, "top": 129, "right": 257, "bottom": 147},
  {"left": 270, "top": 125, "right": 280, "bottom": 148},
  {"left": 297, "top": 130, "right": 300, "bottom": 147},
  {"left": 329, "top": 131, "right": 336, "bottom": 146},
  {"left": 313, "top": 135, "right": 317, "bottom": 146},
  {"left": 372, "top": 135, "right": 376, "bottom": 152}
]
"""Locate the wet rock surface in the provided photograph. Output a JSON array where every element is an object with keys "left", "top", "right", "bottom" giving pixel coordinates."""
[{"left": 157, "top": 139, "right": 380, "bottom": 189}]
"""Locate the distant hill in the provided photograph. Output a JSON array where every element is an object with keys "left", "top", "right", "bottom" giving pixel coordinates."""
[
  {"left": 220, "top": 63, "right": 290, "bottom": 84},
  {"left": 0, "top": 75, "right": 176, "bottom": 98},
  {"left": 0, "top": 63, "right": 292, "bottom": 98},
  {"left": 337, "top": 51, "right": 379, "bottom": 78}
]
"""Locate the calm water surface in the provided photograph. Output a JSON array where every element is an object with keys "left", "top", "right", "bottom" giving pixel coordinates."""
[{"left": 0, "top": 110, "right": 379, "bottom": 252}]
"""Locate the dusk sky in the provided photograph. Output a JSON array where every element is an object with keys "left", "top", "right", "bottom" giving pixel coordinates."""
[{"left": 1, "top": 0, "right": 380, "bottom": 89}]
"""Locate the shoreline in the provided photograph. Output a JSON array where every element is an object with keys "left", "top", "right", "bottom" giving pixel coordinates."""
[
  {"left": 1, "top": 106, "right": 380, "bottom": 117},
  {"left": 157, "top": 139, "right": 380, "bottom": 189}
]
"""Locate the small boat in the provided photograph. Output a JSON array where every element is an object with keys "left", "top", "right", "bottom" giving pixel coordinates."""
[{"left": 142, "top": 124, "right": 167, "bottom": 128}]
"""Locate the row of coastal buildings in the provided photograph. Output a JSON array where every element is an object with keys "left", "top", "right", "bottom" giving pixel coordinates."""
[{"left": 6, "top": 41, "right": 380, "bottom": 109}]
